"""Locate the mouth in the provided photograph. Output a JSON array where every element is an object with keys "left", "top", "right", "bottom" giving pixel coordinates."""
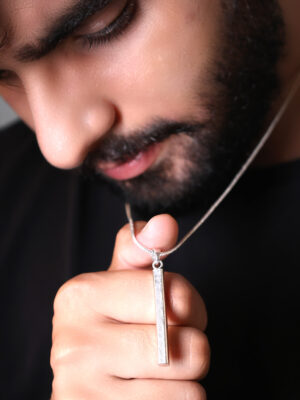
[{"left": 96, "top": 142, "right": 162, "bottom": 181}]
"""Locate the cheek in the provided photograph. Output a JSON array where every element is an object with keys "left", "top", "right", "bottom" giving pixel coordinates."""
[
  {"left": 84, "top": 0, "right": 220, "bottom": 125},
  {"left": 0, "top": 0, "right": 221, "bottom": 134}
]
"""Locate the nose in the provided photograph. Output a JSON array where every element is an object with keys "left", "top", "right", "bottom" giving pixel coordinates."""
[{"left": 23, "top": 64, "right": 117, "bottom": 169}]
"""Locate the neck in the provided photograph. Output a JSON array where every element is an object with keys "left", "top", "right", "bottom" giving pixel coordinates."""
[
  {"left": 255, "top": 70, "right": 300, "bottom": 166},
  {"left": 256, "top": 1, "right": 300, "bottom": 166}
]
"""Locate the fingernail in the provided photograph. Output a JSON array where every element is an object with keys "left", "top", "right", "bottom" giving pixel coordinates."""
[
  {"left": 141, "top": 220, "right": 151, "bottom": 233},
  {"left": 137, "top": 218, "right": 155, "bottom": 241}
]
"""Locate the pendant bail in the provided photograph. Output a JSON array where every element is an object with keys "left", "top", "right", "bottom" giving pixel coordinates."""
[{"left": 152, "top": 251, "right": 163, "bottom": 269}]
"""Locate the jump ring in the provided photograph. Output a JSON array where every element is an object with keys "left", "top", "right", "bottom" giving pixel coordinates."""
[{"left": 152, "top": 260, "right": 163, "bottom": 269}]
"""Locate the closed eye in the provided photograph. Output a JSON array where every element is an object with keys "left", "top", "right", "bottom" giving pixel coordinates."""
[{"left": 74, "top": 0, "right": 138, "bottom": 49}]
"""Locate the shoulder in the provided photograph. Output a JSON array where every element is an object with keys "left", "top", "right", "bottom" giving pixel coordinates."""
[
  {"left": 0, "top": 120, "right": 77, "bottom": 190},
  {"left": 0, "top": 120, "right": 34, "bottom": 147}
]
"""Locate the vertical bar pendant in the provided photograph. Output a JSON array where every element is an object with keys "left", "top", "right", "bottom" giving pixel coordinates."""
[{"left": 153, "top": 267, "right": 169, "bottom": 365}]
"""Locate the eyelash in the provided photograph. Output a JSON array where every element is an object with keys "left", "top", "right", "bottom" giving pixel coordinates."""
[
  {"left": 80, "top": 0, "right": 138, "bottom": 49},
  {"left": 0, "top": 0, "right": 138, "bottom": 86}
]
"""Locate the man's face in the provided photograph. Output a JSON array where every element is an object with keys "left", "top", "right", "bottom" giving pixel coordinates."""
[{"left": 0, "top": 0, "right": 284, "bottom": 213}]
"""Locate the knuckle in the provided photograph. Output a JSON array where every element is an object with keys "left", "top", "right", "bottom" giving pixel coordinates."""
[
  {"left": 53, "top": 274, "right": 86, "bottom": 311},
  {"left": 50, "top": 334, "right": 98, "bottom": 397},
  {"left": 51, "top": 360, "right": 68, "bottom": 396},
  {"left": 189, "top": 329, "right": 211, "bottom": 379},
  {"left": 50, "top": 340, "right": 60, "bottom": 369},
  {"left": 53, "top": 272, "right": 102, "bottom": 313},
  {"left": 51, "top": 369, "right": 63, "bottom": 396},
  {"left": 51, "top": 375, "right": 77, "bottom": 400},
  {"left": 50, "top": 330, "right": 77, "bottom": 369}
]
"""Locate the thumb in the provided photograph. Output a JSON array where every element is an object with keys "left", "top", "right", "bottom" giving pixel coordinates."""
[{"left": 109, "top": 214, "right": 179, "bottom": 270}]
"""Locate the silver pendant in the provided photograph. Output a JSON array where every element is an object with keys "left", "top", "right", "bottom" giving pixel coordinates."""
[{"left": 152, "top": 257, "right": 169, "bottom": 365}]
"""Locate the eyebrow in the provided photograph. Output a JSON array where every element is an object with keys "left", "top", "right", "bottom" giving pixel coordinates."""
[{"left": 1, "top": 0, "right": 111, "bottom": 63}]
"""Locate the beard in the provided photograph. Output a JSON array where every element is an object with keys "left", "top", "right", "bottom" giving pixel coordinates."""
[{"left": 82, "top": 0, "right": 285, "bottom": 217}]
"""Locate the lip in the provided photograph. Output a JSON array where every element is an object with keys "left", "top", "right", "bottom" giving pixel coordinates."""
[{"left": 97, "top": 143, "right": 162, "bottom": 181}]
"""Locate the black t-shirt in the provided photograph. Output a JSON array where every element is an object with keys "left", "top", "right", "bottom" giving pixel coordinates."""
[{"left": 1, "top": 122, "right": 299, "bottom": 399}]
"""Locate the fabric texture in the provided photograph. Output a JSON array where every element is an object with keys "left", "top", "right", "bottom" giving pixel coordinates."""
[{"left": 0, "top": 121, "right": 299, "bottom": 399}]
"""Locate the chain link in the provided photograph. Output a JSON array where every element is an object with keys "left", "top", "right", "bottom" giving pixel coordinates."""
[{"left": 125, "top": 72, "right": 300, "bottom": 261}]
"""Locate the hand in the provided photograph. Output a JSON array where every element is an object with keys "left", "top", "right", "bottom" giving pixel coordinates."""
[{"left": 51, "top": 214, "right": 210, "bottom": 399}]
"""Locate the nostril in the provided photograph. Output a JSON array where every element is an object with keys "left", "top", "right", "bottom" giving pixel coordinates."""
[
  {"left": 36, "top": 130, "right": 88, "bottom": 169},
  {"left": 31, "top": 90, "right": 118, "bottom": 169}
]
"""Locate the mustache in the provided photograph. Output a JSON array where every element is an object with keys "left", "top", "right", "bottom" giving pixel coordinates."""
[{"left": 83, "top": 118, "right": 207, "bottom": 170}]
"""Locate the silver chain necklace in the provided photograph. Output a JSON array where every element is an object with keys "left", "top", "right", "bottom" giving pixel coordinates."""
[{"left": 125, "top": 72, "right": 300, "bottom": 365}]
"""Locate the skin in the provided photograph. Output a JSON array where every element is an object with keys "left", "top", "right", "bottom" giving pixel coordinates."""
[
  {"left": 1, "top": 0, "right": 299, "bottom": 215},
  {"left": 51, "top": 216, "right": 209, "bottom": 399},
  {"left": 0, "top": 0, "right": 300, "bottom": 398},
  {"left": 0, "top": 0, "right": 218, "bottom": 169},
  {"left": 255, "top": 0, "right": 300, "bottom": 166}
]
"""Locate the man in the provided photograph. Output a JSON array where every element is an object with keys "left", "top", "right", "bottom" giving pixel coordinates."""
[{"left": 0, "top": 0, "right": 299, "bottom": 398}]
